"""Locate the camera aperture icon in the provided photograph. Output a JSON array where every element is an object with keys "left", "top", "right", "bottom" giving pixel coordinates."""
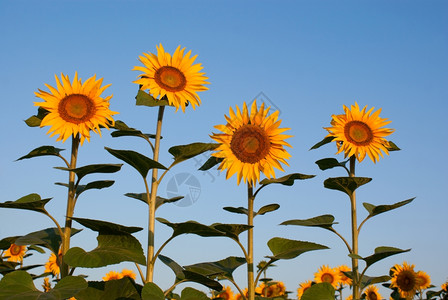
[{"left": 166, "top": 173, "right": 201, "bottom": 207}]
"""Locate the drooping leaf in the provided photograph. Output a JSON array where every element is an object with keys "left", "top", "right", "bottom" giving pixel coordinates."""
[
  {"left": 198, "top": 156, "right": 223, "bottom": 171},
  {"left": 211, "top": 224, "right": 252, "bottom": 241},
  {"left": 259, "top": 173, "right": 315, "bottom": 186},
  {"left": 124, "top": 192, "right": 183, "bottom": 209},
  {"left": 0, "top": 193, "right": 51, "bottom": 214},
  {"left": 363, "top": 198, "right": 414, "bottom": 218},
  {"left": 111, "top": 120, "right": 157, "bottom": 140},
  {"left": 223, "top": 206, "right": 249, "bottom": 216},
  {"left": 324, "top": 177, "right": 372, "bottom": 196},
  {"left": 301, "top": 282, "right": 335, "bottom": 300},
  {"left": 64, "top": 233, "right": 146, "bottom": 267},
  {"left": 0, "top": 270, "right": 42, "bottom": 299},
  {"left": 70, "top": 217, "right": 143, "bottom": 234},
  {"left": 359, "top": 246, "right": 411, "bottom": 269},
  {"left": 267, "top": 237, "right": 329, "bottom": 260},
  {"left": 360, "top": 274, "right": 391, "bottom": 290},
  {"left": 255, "top": 204, "right": 280, "bottom": 216},
  {"left": 281, "top": 214, "right": 338, "bottom": 230},
  {"left": 169, "top": 142, "right": 220, "bottom": 167},
  {"left": 74, "top": 277, "right": 142, "bottom": 300},
  {"left": 141, "top": 282, "right": 165, "bottom": 300},
  {"left": 55, "top": 163, "right": 122, "bottom": 182},
  {"left": 315, "top": 158, "right": 349, "bottom": 171},
  {"left": 105, "top": 147, "right": 167, "bottom": 178},
  {"left": 184, "top": 256, "right": 247, "bottom": 281},
  {"left": 16, "top": 146, "right": 65, "bottom": 161},
  {"left": 158, "top": 255, "right": 222, "bottom": 292},
  {"left": 180, "top": 287, "right": 210, "bottom": 300},
  {"left": 0, "top": 237, "right": 19, "bottom": 250},
  {"left": 386, "top": 140, "right": 400, "bottom": 151},
  {"left": 24, "top": 107, "right": 48, "bottom": 127},
  {"left": 135, "top": 89, "right": 170, "bottom": 107},
  {"left": 56, "top": 180, "right": 115, "bottom": 197},
  {"left": 157, "top": 218, "right": 226, "bottom": 238},
  {"left": 310, "top": 136, "right": 335, "bottom": 150}
]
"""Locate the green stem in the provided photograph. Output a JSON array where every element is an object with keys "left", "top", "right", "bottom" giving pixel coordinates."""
[
  {"left": 349, "top": 155, "right": 360, "bottom": 299},
  {"left": 146, "top": 106, "right": 165, "bottom": 283},
  {"left": 247, "top": 183, "right": 255, "bottom": 300},
  {"left": 61, "top": 134, "right": 80, "bottom": 278}
]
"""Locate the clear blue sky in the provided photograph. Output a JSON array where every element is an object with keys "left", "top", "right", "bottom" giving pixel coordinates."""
[{"left": 1, "top": 0, "right": 447, "bottom": 298}]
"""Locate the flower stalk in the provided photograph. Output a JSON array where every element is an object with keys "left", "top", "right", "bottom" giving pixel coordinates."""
[
  {"left": 247, "top": 183, "right": 255, "bottom": 300},
  {"left": 349, "top": 155, "right": 360, "bottom": 299}
]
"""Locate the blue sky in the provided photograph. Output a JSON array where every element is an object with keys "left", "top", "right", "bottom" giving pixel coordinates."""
[{"left": 1, "top": 0, "right": 447, "bottom": 298}]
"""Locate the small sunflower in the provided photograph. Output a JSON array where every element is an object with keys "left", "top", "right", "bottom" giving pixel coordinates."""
[
  {"left": 416, "top": 270, "right": 431, "bottom": 290},
  {"left": 363, "top": 285, "right": 382, "bottom": 300},
  {"left": 256, "top": 281, "right": 286, "bottom": 297},
  {"left": 337, "top": 265, "right": 352, "bottom": 286},
  {"left": 297, "top": 280, "right": 313, "bottom": 299},
  {"left": 121, "top": 269, "right": 136, "bottom": 280},
  {"left": 235, "top": 288, "right": 248, "bottom": 300},
  {"left": 345, "top": 295, "right": 353, "bottom": 300},
  {"left": 441, "top": 281, "right": 448, "bottom": 292},
  {"left": 103, "top": 270, "right": 123, "bottom": 281},
  {"left": 44, "top": 250, "right": 61, "bottom": 277},
  {"left": 212, "top": 285, "right": 234, "bottom": 300},
  {"left": 133, "top": 44, "right": 209, "bottom": 112},
  {"left": 34, "top": 72, "right": 117, "bottom": 145},
  {"left": 325, "top": 102, "right": 394, "bottom": 163},
  {"left": 42, "top": 277, "right": 51, "bottom": 292},
  {"left": 390, "top": 262, "right": 419, "bottom": 299},
  {"left": 211, "top": 100, "right": 292, "bottom": 185},
  {"left": 3, "top": 243, "right": 27, "bottom": 262},
  {"left": 314, "top": 265, "right": 340, "bottom": 289}
]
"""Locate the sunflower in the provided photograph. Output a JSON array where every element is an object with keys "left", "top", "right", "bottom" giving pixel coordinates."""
[
  {"left": 297, "top": 280, "right": 313, "bottom": 299},
  {"left": 416, "top": 270, "right": 431, "bottom": 290},
  {"left": 442, "top": 282, "right": 448, "bottom": 292},
  {"left": 337, "top": 265, "right": 352, "bottom": 286},
  {"left": 390, "top": 262, "right": 419, "bottom": 299},
  {"left": 211, "top": 100, "right": 292, "bottom": 185},
  {"left": 3, "top": 243, "right": 27, "bottom": 262},
  {"left": 42, "top": 277, "right": 51, "bottom": 292},
  {"left": 133, "top": 44, "right": 209, "bottom": 112},
  {"left": 345, "top": 295, "right": 353, "bottom": 300},
  {"left": 256, "top": 281, "right": 286, "bottom": 297},
  {"left": 212, "top": 285, "right": 234, "bottom": 300},
  {"left": 235, "top": 288, "right": 248, "bottom": 300},
  {"left": 314, "top": 265, "right": 340, "bottom": 289},
  {"left": 103, "top": 270, "right": 123, "bottom": 281},
  {"left": 363, "top": 285, "right": 382, "bottom": 300},
  {"left": 34, "top": 72, "right": 117, "bottom": 145},
  {"left": 121, "top": 269, "right": 136, "bottom": 280},
  {"left": 44, "top": 250, "right": 61, "bottom": 276},
  {"left": 325, "top": 102, "right": 394, "bottom": 163}
]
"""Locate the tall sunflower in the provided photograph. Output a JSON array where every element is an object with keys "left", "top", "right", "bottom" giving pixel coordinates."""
[
  {"left": 390, "top": 262, "right": 419, "bottom": 299},
  {"left": 211, "top": 100, "right": 292, "bottom": 185},
  {"left": 297, "top": 280, "right": 313, "bottom": 299},
  {"left": 3, "top": 244, "right": 27, "bottom": 262},
  {"left": 325, "top": 102, "right": 394, "bottom": 163},
  {"left": 363, "top": 285, "right": 382, "bottom": 300},
  {"left": 133, "top": 44, "right": 209, "bottom": 112},
  {"left": 34, "top": 72, "right": 117, "bottom": 145},
  {"left": 314, "top": 265, "right": 341, "bottom": 289}
]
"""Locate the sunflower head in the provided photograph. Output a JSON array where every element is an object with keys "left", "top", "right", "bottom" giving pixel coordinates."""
[
  {"left": 390, "top": 262, "right": 419, "bottom": 299},
  {"left": 363, "top": 285, "right": 382, "bottom": 300},
  {"left": 133, "top": 44, "right": 209, "bottom": 112},
  {"left": 3, "top": 243, "right": 27, "bottom": 262},
  {"left": 44, "top": 250, "right": 62, "bottom": 277},
  {"left": 297, "top": 280, "right": 313, "bottom": 299},
  {"left": 337, "top": 265, "right": 352, "bottom": 286},
  {"left": 212, "top": 285, "right": 234, "bottom": 300},
  {"left": 34, "top": 72, "right": 118, "bottom": 145},
  {"left": 415, "top": 270, "right": 431, "bottom": 290},
  {"left": 103, "top": 270, "right": 123, "bottom": 281},
  {"left": 211, "top": 100, "right": 292, "bottom": 186},
  {"left": 314, "top": 265, "right": 341, "bottom": 289},
  {"left": 121, "top": 269, "right": 136, "bottom": 280},
  {"left": 325, "top": 102, "right": 394, "bottom": 163}
]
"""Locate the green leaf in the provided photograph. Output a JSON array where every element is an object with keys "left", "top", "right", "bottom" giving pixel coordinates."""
[
  {"left": 281, "top": 214, "right": 338, "bottom": 230},
  {"left": 24, "top": 107, "right": 48, "bottom": 127},
  {"left": 157, "top": 218, "right": 226, "bottom": 238},
  {"left": 310, "top": 136, "right": 335, "bottom": 150},
  {"left": 363, "top": 198, "right": 414, "bottom": 217},
  {"left": 0, "top": 270, "right": 41, "bottom": 299},
  {"left": 386, "top": 140, "right": 401, "bottom": 151},
  {"left": 198, "top": 156, "right": 223, "bottom": 171},
  {"left": 125, "top": 192, "right": 183, "bottom": 209},
  {"left": 0, "top": 193, "right": 51, "bottom": 214},
  {"left": 169, "top": 142, "right": 219, "bottom": 167},
  {"left": 64, "top": 233, "right": 146, "bottom": 267},
  {"left": 255, "top": 204, "right": 280, "bottom": 216},
  {"left": 184, "top": 256, "right": 247, "bottom": 281},
  {"left": 315, "top": 158, "right": 349, "bottom": 171},
  {"left": 74, "top": 277, "right": 142, "bottom": 300},
  {"left": 141, "top": 282, "right": 165, "bottom": 300},
  {"left": 223, "top": 206, "right": 249, "bottom": 216},
  {"left": 360, "top": 246, "right": 411, "bottom": 269},
  {"left": 180, "top": 287, "right": 210, "bottom": 300},
  {"left": 105, "top": 147, "right": 167, "bottom": 178},
  {"left": 360, "top": 274, "right": 391, "bottom": 290},
  {"left": 70, "top": 217, "right": 143, "bottom": 234},
  {"left": 158, "top": 255, "right": 223, "bottom": 292},
  {"left": 111, "top": 120, "right": 157, "bottom": 140},
  {"left": 47, "top": 276, "right": 88, "bottom": 299},
  {"left": 56, "top": 180, "right": 115, "bottom": 197},
  {"left": 259, "top": 173, "right": 315, "bottom": 186},
  {"left": 17, "top": 146, "right": 65, "bottom": 161},
  {"left": 301, "top": 282, "right": 335, "bottom": 300},
  {"left": 135, "top": 89, "right": 171, "bottom": 107},
  {"left": 211, "top": 224, "right": 252, "bottom": 241},
  {"left": 267, "top": 237, "right": 329, "bottom": 260},
  {"left": 55, "top": 164, "right": 122, "bottom": 182},
  {"left": 324, "top": 177, "right": 372, "bottom": 196}
]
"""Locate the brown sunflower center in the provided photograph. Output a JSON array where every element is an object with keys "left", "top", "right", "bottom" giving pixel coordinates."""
[
  {"left": 10, "top": 245, "right": 22, "bottom": 256},
  {"left": 230, "top": 124, "right": 271, "bottom": 164},
  {"left": 367, "top": 291, "right": 378, "bottom": 300},
  {"left": 344, "top": 120, "right": 373, "bottom": 146},
  {"left": 396, "top": 271, "right": 417, "bottom": 292},
  {"left": 58, "top": 94, "right": 96, "bottom": 124},
  {"left": 321, "top": 273, "right": 335, "bottom": 284},
  {"left": 154, "top": 66, "right": 187, "bottom": 92}
]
